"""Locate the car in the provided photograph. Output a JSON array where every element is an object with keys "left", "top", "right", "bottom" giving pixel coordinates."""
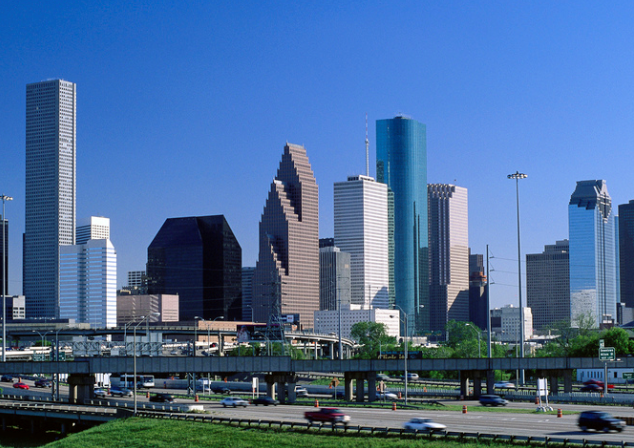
[
  {"left": 294, "top": 386, "right": 308, "bottom": 397},
  {"left": 220, "top": 397, "right": 249, "bottom": 408},
  {"left": 252, "top": 396, "right": 279, "bottom": 406},
  {"left": 403, "top": 418, "right": 447, "bottom": 432},
  {"left": 93, "top": 388, "right": 108, "bottom": 398},
  {"left": 406, "top": 373, "right": 419, "bottom": 381},
  {"left": 376, "top": 373, "right": 390, "bottom": 381},
  {"left": 212, "top": 386, "right": 231, "bottom": 395},
  {"left": 493, "top": 381, "right": 515, "bottom": 389},
  {"left": 578, "top": 411, "right": 625, "bottom": 432},
  {"left": 583, "top": 379, "right": 614, "bottom": 389},
  {"left": 149, "top": 393, "right": 175, "bottom": 403},
  {"left": 305, "top": 408, "right": 350, "bottom": 426},
  {"left": 170, "top": 350, "right": 179, "bottom": 355},
  {"left": 34, "top": 378, "right": 52, "bottom": 388},
  {"left": 377, "top": 391, "right": 399, "bottom": 400},
  {"left": 109, "top": 386, "right": 133, "bottom": 397},
  {"left": 1, "top": 375, "right": 12, "bottom": 382},
  {"left": 580, "top": 384, "right": 602, "bottom": 392},
  {"left": 479, "top": 394, "right": 508, "bottom": 406},
  {"left": 13, "top": 382, "right": 29, "bottom": 390}
]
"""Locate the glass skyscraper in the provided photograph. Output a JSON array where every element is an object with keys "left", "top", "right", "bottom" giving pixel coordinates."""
[
  {"left": 24, "top": 79, "right": 76, "bottom": 318},
  {"left": 376, "top": 116, "right": 428, "bottom": 334},
  {"left": 569, "top": 180, "right": 617, "bottom": 327}
]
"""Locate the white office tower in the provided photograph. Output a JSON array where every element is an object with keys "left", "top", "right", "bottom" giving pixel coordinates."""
[
  {"left": 24, "top": 79, "right": 76, "bottom": 318},
  {"left": 60, "top": 217, "right": 117, "bottom": 328},
  {"left": 334, "top": 175, "right": 389, "bottom": 309},
  {"left": 76, "top": 216, "right": 110, "bottom": 244},
  {"left": 428, "top": 184, "right": 470, "bottom": 333}
]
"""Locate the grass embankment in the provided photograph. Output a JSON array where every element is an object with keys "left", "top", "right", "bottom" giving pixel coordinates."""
[{"left": 0, "top": 418, "right": 525, "bottom": 448}]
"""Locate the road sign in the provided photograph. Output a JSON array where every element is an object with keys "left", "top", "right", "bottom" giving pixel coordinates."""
[
  {"left": 599, "top": 339, "right": 605, "bottom": 349},
  {"left": 599, "top": 347, "right": 615, "bottom": 361},
  {"left": 623, "top": 372, "right": 634, "bottom": 379},
  {"left": 330, "top": 377, "right": 340, "bottom": 388}
]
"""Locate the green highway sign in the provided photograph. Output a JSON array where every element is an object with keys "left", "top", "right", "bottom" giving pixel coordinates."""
[
  {"left": 599, "top": 347, "right": 615, "bottom": 361},
  {"left": 623, "top": 372, "right": 634, "bottom": 379}
]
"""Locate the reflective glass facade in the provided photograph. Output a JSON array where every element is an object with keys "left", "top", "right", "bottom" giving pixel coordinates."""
[
  {"left": 376, "top": 116, "right": 428, "bottom": 334},
  {"left": 569, "top": 180, "right": 617, "bottom": 327}
]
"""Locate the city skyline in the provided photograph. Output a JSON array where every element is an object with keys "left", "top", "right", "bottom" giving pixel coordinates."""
[{"left": 4, "top": 3, "right": 634, "bottom": 312}]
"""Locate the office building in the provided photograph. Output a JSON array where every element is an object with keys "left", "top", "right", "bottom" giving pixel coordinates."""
[
  {"left": 334, "top": 175, "right": 389, "bottom": 309},
  {"left": 569, "top": 180, "right": 618, "bottom": 327},
  {"left": 619, "top": 200, "right": 634, "bottom": 308},
  {"left": 315, "top": 305, "right": 400, "bottom": 339},
  {"left": 376, "top": 116, "right": 428, "bottom": 334},
  {"left": 24, "top": 79, "right": 76, "bottom": 318},
  {"left": 252, "top": 143, "right": 319, "bottom": 329},
  {"left": 241, "top": 267, "right": 255, "bottom": 321},
  {"left": 491, "top": 305, "right": 533, "bottom": 342},
  {"left": 147, "top": 215, "right": 242, "bottom": 322},
  {"left": 469, "top": 252, "right": 488, "bottom": 331},
  {"left": 76, "top": 216, "right": 109, "bottom": 244},
  {"left": 116, "top": 293, "right": 179, "bottom": 325},
  {"left": 59, "top": 217, "right": 116, "bottom": 328},
  {"left": 1, "top": 215, "right": 7, "bottom": 298},
  {"left": 526, "top": 240, "right": 570, "bottom": 330},
  {"left": 428, "top": 184, "right": 470, "bottom": 335},
  {"left": 319, "top": 240, "right": 351, "bottom": 311}
]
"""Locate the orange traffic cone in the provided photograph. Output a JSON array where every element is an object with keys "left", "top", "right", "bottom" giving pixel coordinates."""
[
  {"left": 557, "top": 409, "right": 562, "bottom": 418},
  {"left": 462, "top": 405, "right": 467, "bottom": 414},
  {"left": 195, "top": 394, "right": 199, "bottom": 402},
  {"left": 392, "top": 402, "right": 397, "bottom": 411},
  {"left": 146, "top": 391, "right": 150, "bottom": 398},
  {"left": 398, "top": 391, "right": 402, "bottom": 399},
  {"left": 314, "top": 399, "right": 319, "bottom": 407},
  {"left": 535, "top": 396, "right": 539, "bottom": 405}
]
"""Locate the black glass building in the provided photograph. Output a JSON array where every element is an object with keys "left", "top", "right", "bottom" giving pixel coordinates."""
[{"left": 147, "top": 215, "right": 242, "bottom": 321}]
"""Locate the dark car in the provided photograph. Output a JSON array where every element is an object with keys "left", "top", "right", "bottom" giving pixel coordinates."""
[
  {"left": 253, "top": 396, "right": 279, "bottom": 406},
  {"left": 212, "top": 386, "right": 231, "bottom": 395},
  {"left": 580, "top": 384, "right": 602, "bottom": 392},
  {"left": 35, "top": 378, "right": 52, "bottom": 388},
  {"left": 1, "top": 375, "right": 12, "bottom": 382},
  {"left": 578, "top": 411, "right": 624, "bottom": 432},
  {"left": 149, "top": 393, "right": 175, "bottom": 403},
  {"left": 479, "top": 394, "right": 508, "bottom": 406}
]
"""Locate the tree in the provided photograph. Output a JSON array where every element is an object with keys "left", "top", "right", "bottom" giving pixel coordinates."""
[
  {"left": 601, "top": 327, "right": 631, "bottom": 356},
  {"left": 350, "top": 322, "right": 396, "bottom": 359}
]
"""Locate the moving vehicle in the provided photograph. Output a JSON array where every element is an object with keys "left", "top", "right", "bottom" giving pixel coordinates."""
[
  {"left": 109, "top": 386, "right": 133, "bottom": 397},
  {"left": 1, "top": 375, "right": 12, "bottom": 382},
  {"left": 580, "top": 384, "right": 602, "bottom": 392},
  {"left": 304, "top": 408, "right": 350, "bottom": 426},
  {"left": 403, "top": 418, "right": 447, "bottom": 432},
  {"left": 35, "top": 378, "right": 52, "bottom": 388},
  {"left": 578, "top": 411, "right": 625, "bottom": 432},
  {"left": 376, "top": 373, "right": 390, "bottom": 381},
  {"left": 479, "top": 394, "right": 508, "bottom": 406},
  {"left": 119, "top": 374, "right": 155, "bottom": 389},
  {"left": 93, "top": 388, "right": 108, "bottom": 398},
  {"left": 13, "top": 382, "right": 29, "bottom": 390},
  {"left": 377, "top": 391, "right": 398, "bottom": 400},
  {"left": 212, "top": 386, "right": 231, "bottom": 394},
  {"left": 583, "top": 379, "right": 614, "bottom": 389},
  {"left": 405, "top": 373, "right": 419, "bottom": 381},
  {"left": 252, "top": 396, "right": 279, "bottom": 406},
  {"left": 149, "top": 393, "right": 175, "bottom": 403},
  {"left": 295, "top": 386, "right": 308, "bottom": 397},
  {"left": 220, "top": 397, "right": 249, "bottom": 407},
  {"left": 493, "top": 381, "right": 514, "bottom": 389}
]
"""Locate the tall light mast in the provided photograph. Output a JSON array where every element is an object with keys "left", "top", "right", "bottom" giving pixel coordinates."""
[{"left": 365, "top": 113, "right": 369, "bottom": 177}]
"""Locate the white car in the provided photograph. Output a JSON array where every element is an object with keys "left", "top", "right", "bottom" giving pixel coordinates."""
[
  {"left": 377, "top": 391, "right": 398, "bottom": 400},
  {"left": 220, "top": 397, "right": 249, "bottom": 408},
  {"left": 493, "top": 381, "right": 515, "bottom": 389},
  {"left": 93, "top": 388, "right": 108, "bottom": 398},
  {"left": 403, "top": 418, "right": 447, "bottom": 432}
]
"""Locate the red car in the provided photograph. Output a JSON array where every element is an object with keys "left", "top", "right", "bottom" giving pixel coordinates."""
[
  {"left": 584, "top": 379, "right": 614, "bottom": 389},
  {"left": 13, "top": 382, "right": 29, "bottom": 390}
]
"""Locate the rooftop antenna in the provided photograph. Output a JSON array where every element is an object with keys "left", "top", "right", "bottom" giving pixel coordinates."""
[{"left": 365, "top": 113, "right": 369, "bottom": 177}]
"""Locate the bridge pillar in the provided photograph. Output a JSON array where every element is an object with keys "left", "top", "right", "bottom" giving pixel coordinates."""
[
  {"left": 563, "top": 370, "right": 573, "bottom": 393},
  {"left": 265, "top": 377, "right": 276, "bottom": 399},
  {"left": 343, "top": 372, "right": 354, "bottom": 401},
  {"left": 68, "top": 373, "right": 95, "bottom": 404},
  {"left": 549, "top": 373, "right": 560, "bottom": 395},
  {"left": 286, "top": 374, "right": 298, "bottom": 403},
  {"left": 218, "top": 334, "right": 225, "bottom": 356},
  {"left": 367, "top": 373, "right": 377, "bottom": 402},
  {"left": 330, "top": 343, "right": 335, "bottom": 360},
  {"left": 486, "top": 370, "right": 495, "bottom": 394},
  {"left": 473, "top": 371, "right": 483, "bottom": 398},
  {"left": 459, "top": 372, "right": 469, "bottom": 398}
]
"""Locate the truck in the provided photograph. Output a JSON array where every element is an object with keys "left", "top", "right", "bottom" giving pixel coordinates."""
[{"left": 304, "top": 408, "right": 350, "bottom": 426}]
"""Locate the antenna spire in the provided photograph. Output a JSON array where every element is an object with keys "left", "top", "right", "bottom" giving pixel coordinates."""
[{"left": 365, "top": 113, "right": 369, "bottom": 177}]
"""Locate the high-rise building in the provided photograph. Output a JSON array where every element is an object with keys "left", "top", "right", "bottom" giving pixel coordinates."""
[
  {"left": 376, "top": 116, "right": 428, "bottom": 334},
  {"left": 428, "top": 184, "right": 470, "bottom": 335},
  {"left": 526, "top": 240, "right": 570, "bottom": 330},
  {"left": 490, "top": 305, "right": 533, "bottom": 342},
  {"left": 127, "top": 271, "right": 146, "bottom": 289},
  {"left": 1, "top": 215, "right": 7, "bottom": 297},
  {"left": 469, "top": 252, "right": 488, "bottom": 331},
  {"left": 252, "top": 143, "right": 319, "bottom": 329},
  {"left": 116, "top": 293, "right": 179, "bottom": 325},
  {"left": 24, "top": 79, "right": 76, "bottom": 318},
  {"left": 147, "top": 215, "right": 242, "bottom": 322},
  {"left": 241, "top": 267, "right": 255, "bottom": 321},
  {"left": 334, "top": 175, "right": 389, "bottom": 309},
  {"left": 569, "top": 180, "right": 618, "bottom": 327},
  {"left": 319, "top": 240, "right": 351, "bottom": 311},
  {"left": 59, "top": 217, "right": 117, "bottom": 328},
  {"left": 76, "top": 216, "right": 110, "bottom": 244},
  {"left": 618, "top": 200, "right": 634, "bottom": 308}
]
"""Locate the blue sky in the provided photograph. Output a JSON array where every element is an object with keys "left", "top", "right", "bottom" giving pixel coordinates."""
[{"left": 2, "top": 1, "right": 634, "bottom": 310}]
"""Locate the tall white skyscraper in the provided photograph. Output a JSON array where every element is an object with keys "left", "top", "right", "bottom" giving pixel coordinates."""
[
  {"left": 24, "top": 79, "right": 76, "bottom": 318},
  {"left": 76, "top": 216, "right": 110, "bottom": 244},
  {"left": 334, "top": 175, "right": 389, "bottom": 309},
  {"left": 428, "top": 184, "right": 470, "bottom": 334},
  {"left": 60, "top": 217, "right": 117, "bottom": 327}
]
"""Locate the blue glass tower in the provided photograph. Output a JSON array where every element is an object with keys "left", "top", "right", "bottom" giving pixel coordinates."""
[
  {"left": 569, "top": 180, "right": 617, "bottom": 327},
  {"left": 376, "top": 116, "right": 428, "bottom": 335}
]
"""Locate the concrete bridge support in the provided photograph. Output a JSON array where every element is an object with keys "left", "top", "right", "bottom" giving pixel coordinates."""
[
  {"left": 264, "top": 373, "right": 298, "bottom": 404},
  {"left": 67, "top": 373, "right": 95, "bottom": 404}
]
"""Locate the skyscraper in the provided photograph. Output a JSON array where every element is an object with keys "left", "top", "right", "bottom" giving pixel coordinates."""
[
  {"left": 0, "top": 215, "right": 7, "bottom": 298},
  {"left": 59, "top": 217, "right": 117, "bottom": 327},
  {"left": 24, "top": 79, "right": 76, "bottom": 319},
  {"left": 376, "top": 116, "right": 428, "bottom": 334},
  {"left": 147, "top": 215, "right": 242, "bottom": 321},
  {"left": 252, "top": 143, "right": 319, "bottom": 329},
  {"left": 469, "top": 252, "right": 488, "bottom": 331},
  {"left": 319, "top": 239, "right": 352, "bottom": 311},
  {"left": 334, "top": 175, "right": 389, "bottom": 309},
  {"left": 526, "top": 240, "right": 570, "bottom": 330},
  {"left": 428, "top": 184, "right": 470, "bottom": 334},
  {"left": 618, "top": 200, "right": 634, "bottom": 308},
  {"left": 569, "top": 180, "right": 618, "bottom": 327}
]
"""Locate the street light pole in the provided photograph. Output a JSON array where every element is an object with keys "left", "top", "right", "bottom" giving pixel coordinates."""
[
  {"left": 1, "top": 195, "right": 13, "bottom": 362},
  {"left": 507, "top": 171, "right": 527, "bottom": 385},
  {"left": 393, "top": 305, "right": 408, "bottom": 405}
]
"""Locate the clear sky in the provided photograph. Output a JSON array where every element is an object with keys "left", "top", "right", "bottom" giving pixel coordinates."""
[{"left": 2, "top": 1, "right": 634, "bottom": 310}]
